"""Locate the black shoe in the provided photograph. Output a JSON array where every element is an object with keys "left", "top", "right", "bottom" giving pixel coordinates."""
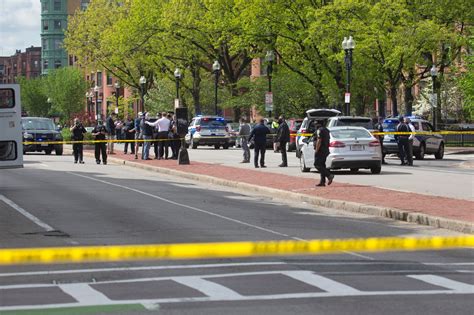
[
  {"left": 278, "top": 163, "right": 288, "bottom": 167},
  {"left": 328, "top": 174, "right": 334, "bottom": 186},
  {"left": 260, "top": 165, "right": 267, "bottom": 168},
  {"left": 255, "top": 165, "right": 259, "bottom": 168},
  {"left": 135, "top": 155, "right": 138, "bottom": 159},
  {"left": 79, "top": 161, "right": 85, "bottom": 164},
  {"left": 96, "top": 160, "right": 100, "bottom": 164},
  {"left": 316, "top": 183, "right": 326, "bottom": 187},
  {"left": 103, "top": 161, "right": 107, "bottom": 165},
  {"left": 74, "top": 160, "right": 78, "bottom": 164},
  {"left": 400, "top": 162, "right": 407, "bottom": 165}
]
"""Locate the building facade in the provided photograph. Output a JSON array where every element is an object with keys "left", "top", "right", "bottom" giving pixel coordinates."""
[{"left": 0, "top": 47, "right": 42, "bottom": 84}]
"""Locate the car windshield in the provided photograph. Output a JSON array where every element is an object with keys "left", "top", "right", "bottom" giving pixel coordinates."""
[
  {"left": 22, "top": 118, "right": 56, "bottom": 130},
  {"left": 330, "top": 128, "right": 372, "bottom": 139},
  {"left": 294, "top": 121, "right": 302, "bottom": 130},
  {"left": 200, "top": 118, "right": 226, "bottom": 127},
  {"left": 335, "top": 118, "right": 373, "bottom": 129}
]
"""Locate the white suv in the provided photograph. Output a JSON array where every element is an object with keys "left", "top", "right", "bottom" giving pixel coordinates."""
[{"left": 185, "top": 116, "right": 230, "bottom": 149}]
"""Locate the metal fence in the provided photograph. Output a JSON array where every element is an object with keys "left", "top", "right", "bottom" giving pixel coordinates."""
[{"left": 439, "top": 124, "right": 474, "bottom": 147}]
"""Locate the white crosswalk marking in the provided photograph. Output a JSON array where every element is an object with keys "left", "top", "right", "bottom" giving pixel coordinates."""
[
  {"left": 173, "top": 276, "right": 243, "bottom": 299},
  {"left": 283, "top": 271, "right": 360, "bottom": 293},
  {"left": 408, "top": 275, "right": 474, "bottom": 292},
  {"left": 58, "top": 284, "right": 111, "bottom": 304}
]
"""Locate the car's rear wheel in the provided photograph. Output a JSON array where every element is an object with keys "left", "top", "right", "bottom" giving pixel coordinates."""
[
  {"left": 191, "top": 138, "right": 198, "bottom": 149},
  {"left": 300, "top": 156, "right": 310, "bottom": 173},
  {"left": 44, "top": 149, "right": 52, "bottom": 155},
  {"left": 295, "top": 148, "right": 301, "bottom": 158},
  {"left": 223, "top": 143, "right": 229, "bottom": 149},
  {"left": 415, "top": 143, "right": 425, "bottom": 160},
  {"left": 371, "top": 166, "right": 381, "bottom": 174},
  {"left": 350, "top": 168, "right": 359, "bottom": 173},
  {"left": 214, "top": 144, "right": 220, "bottom": 149},
  {"left": 435, "top": 143, "right": 444, "bottom": 160},
  {"left": 55, "top": 146, "right": 63, "bottom": 156}
]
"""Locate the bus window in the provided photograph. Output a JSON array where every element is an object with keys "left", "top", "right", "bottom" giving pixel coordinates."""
[
  {"left": 0, "top": 141, "right": 17, "bottom": 161},
  {"left": 0, "top": 89, "right": 15, "bottom": 108}
]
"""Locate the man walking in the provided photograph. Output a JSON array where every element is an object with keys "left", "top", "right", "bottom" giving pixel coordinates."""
[
  {"left": 313, "top": 120, "right": 334, "bottom": 186},
  {"left": 133, "top": 112, "right": 143, "bottom": 159},
  {"left": 91, "top": 119, "right": 108, "bottom": 165},
  {"left": 123, "top": 114, "right": 135, "bottom": 155},
  {"left": 395, "top": 116, "right": 410, "bottom": 165},
  {"left": 106, "top": 112, "right": 117, "bottom": 154},
  {"left": 275, "top": 115, "right": 290, "bottom": 167},
  {"left": 70, "top": 118, "right": 86, "bottom": 164},
  {"left": 404, "top": 117, "right": 415, "bottom": 166},
  {"left": 141, "top": 112, "right": 153, "bottom": 160},
  {"left": 248, "top": 118, "right": 271, "bottom": 168},
  {"left": 238, "top": 117, "right": 251, "bottom": 163}
]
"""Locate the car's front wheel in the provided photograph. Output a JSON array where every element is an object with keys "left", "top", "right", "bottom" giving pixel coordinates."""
[
  {"left": 415, "top": 143, "right": 425, "bottom": 160},
  {"left": 371, "top": 166, "right": 381, "bottom": 174},
  {"left": 55, "top": 146, "right": 63, "bottom": 156},
  {"left": 300, "top": 155, "right": 310, "bottom": 173},
  {"left": 191, "top": 138, "right": 198, "bottom": 149},
  {"left": 435, "top": 143, "right": 444, "bottom": 160},
  {"left": 44, "top": 149, "right": 52, "bottom": 155}
]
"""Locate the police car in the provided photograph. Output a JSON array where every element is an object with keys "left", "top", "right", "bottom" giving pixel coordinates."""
[
  {"left": 382, "top": 116, "right": 444, "bottom": 160},
  {"left": 185, "top": 115, "right": 231, "bottom": 149}
]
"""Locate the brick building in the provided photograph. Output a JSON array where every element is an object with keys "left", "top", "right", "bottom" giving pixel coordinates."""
[{"left": 0, "top": 46, "right": 42, "bottom": 84}]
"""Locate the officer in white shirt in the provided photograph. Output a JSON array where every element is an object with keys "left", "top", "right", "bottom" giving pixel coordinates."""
[
  {"left": 404, "top": 117, "right": 415, "bottom": 166},
  {"left": 146, "top": 112, "right": 171, "bottom": 159}
]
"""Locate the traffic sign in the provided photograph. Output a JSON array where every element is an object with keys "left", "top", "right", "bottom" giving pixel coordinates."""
[
  {"left": 345, "top": 92, "right": 351, "bottom": 103},
  {"left": 431, "top": 94, "right": 438, "bottom": 108}
]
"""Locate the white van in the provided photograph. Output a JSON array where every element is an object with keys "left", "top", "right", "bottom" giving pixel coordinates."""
[{"left": 0, "top": 85, "right": 23, "bottom": 169}]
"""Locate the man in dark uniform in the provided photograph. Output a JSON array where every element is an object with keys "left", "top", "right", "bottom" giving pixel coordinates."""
[
  {"left": 123, "top": 114, "right": 135, "bottom": 155},
  {"left": 70, "top": 118, "right": 87, "bottom": 164},
  {"left": 375, "top": 117, "right": 387, "bottom": 164},
  {"left": 106, "top": 112, "right": 117, "bottom": 154},
  {"left": 91, "top": 120, "right": 108, "bottom": 165},
  {"left": 248, "top": 118, "right": 271, "bottom": 168},
  {"left": 395, "top": 116, "right": 410, "bottom": 165},
  {"left": 275, "top": 115, "right": 290, "bottom": 167},
  {"left": 313, "top": 120, "right": 334, "bottom": 187}
]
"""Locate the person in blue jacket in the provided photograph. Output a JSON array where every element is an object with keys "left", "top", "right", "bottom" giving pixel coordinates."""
[{"left": 248, "top": 118, "right": 271, "bottom": 168}]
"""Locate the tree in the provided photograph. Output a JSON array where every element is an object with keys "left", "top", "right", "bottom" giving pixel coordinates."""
[
  {"left": 43, "top": 67, "right": 88, "bottom": 122},
  {"left": 17, "top": 76, "right": 50, "bottom": 116},
  {"left": 459, "top": 40, "right": 474, "bottom": 121}
]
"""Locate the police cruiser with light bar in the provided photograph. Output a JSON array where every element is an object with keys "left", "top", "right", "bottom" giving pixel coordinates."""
[{"left": 185, "top": 115, "right": 231, "bottom": 149}]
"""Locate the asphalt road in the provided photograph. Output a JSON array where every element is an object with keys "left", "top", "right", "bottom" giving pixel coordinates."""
[{"left": 0, "top": 154, "right": 473, "bottom": 314}]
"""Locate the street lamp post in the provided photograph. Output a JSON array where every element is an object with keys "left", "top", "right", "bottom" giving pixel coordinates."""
[
  {"left": 265, "top": 50, "right": 275, "bottom": 118},
  {"left": 212, "top": 60, "right": 221, "bottom": 115},
  {"left": 114, "top": 81, "right": 120, "bottom": 114},
  {"left": 174, "top": 67, "right": 182, "bottom": 102},
  {"left": 139, "top": 75, "right": 146, "bottom": 113},
  {"left": 93, "top": 85, "right": 100, "bottom": 120},
  {"left": 342, "top": 36, "right": 355, "bottom": 116},
  {"left": 430, "top": 65, "right": 438, "bottom": 130}
]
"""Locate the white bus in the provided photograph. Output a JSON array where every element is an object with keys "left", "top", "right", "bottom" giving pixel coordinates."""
[{"left": 0, "top": 84, "right": 23, "bottom": 169}]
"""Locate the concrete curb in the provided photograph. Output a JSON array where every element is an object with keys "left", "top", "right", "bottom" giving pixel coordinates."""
[{"left": 101, "top": 154, "right": 473, "bottom": 234}]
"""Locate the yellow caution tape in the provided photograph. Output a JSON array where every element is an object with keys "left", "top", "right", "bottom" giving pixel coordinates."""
[
  {"left": 294, "top": 131, "right": 474, "bottom": 137},
  {"left": 0, "top": 236, "right": 472, "bottom": 265}
]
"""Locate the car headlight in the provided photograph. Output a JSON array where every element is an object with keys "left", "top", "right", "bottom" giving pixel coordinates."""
[{"left": 54, "top": 133, "right": 63, "bottom": 140}]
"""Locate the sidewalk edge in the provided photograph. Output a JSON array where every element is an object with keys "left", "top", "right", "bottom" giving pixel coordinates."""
[{"left": 104, "top": 154, "right": 473, "bottom": 234}]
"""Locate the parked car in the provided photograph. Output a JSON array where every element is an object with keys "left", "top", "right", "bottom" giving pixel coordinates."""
[
  {"left": 22, "top": 117, "right": 63, "bottom": 155},
  {"left": 296, "top": 108, "right": 341, "bottom": 158},
  {"left": 326, "top": 116, "right": 376, "bottom": 133},
  {"left": 185, "top": 116, "right": 230, "bottom": 149},
  {"left": 382, "top": 116, "right": 444, "bottom": 160},
  {"left": 286, "top": 118, "right": 303, "bottom": 152},
  {"left": 299, "top": 126, "right": 382, "bottom": 174}
]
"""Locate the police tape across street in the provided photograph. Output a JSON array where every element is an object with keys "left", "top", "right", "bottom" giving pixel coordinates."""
[
  {"left": 0, "top": 235, "right": 472, "bottom": 265},
  {"left": 21, "top": 130, "right": 474, "bottom": 146}
]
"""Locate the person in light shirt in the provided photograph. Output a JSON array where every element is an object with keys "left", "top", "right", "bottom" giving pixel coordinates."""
[
  {"left": 146, "top": 112, "right": 170, "bottom": 160},
  {"left": 404, "top": 117, "right": 415, "bottom": 166}
]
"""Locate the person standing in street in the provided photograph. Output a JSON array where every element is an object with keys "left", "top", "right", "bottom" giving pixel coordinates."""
[
  {"left": 123, "top": 114, "right": 135, "bottom": 155},
  {"left": 395, "top": 116, "right": 410, "bottom": 165},
  {"left": 313, "top": 120, "right": 334, "bottom": 187},
  {"left": 70, "top": 118, "right": 86, "bottom": 164},
  {"left": 248, "top": 118, "right": 271, "bottom": 168},
  {"left": 169, "top": 114, "right": 179, "bottom": 159},
  {"left": 271, "top": 117, "right": 280, "bottom": 153},
  {"left": 404, "top": 117, "right": 415, "bottom": 166},
  {"left": 91, "top": 119, "right": 108, "bottom": 165},
  {"left": 133, "top": 112, "right": 143, "bottom": 159},
  {"left": 146, "top": 112, "right": 171, "bottom": 159},
  {"left": 238, "top": 117, "right": 251, "bottom": 163},
  {"left": 375, "top": 117, "right": 387, "bottom": 164},
  {"left": 275, "top": 115, "right": 290, "bottom": 167},
  {"left": 106, "top": 112, "right": 117, "bottom": 154},
  {"left": 141, "top": 112, "right": 153, "bottom": 160}
]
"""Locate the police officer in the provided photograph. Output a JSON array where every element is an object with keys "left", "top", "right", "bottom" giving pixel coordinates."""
[
  {"left": 248, "top": 118, "right": 271, "bottom": 168},
  {"left": 275, "top": 115, "right": 290, "bottom": 167},
  {"left": 313, "top": 119, "right": 334, "bottom": 187},
  {"left": 70, "top": 118, "right": 86, "bottom": 164},
  {"left": 123, "top": 114, "right": 135, "bottom": 155},
  {"left": 395, "top": 116, "right": 410, "bottom": 165},
  {"left": 91, "top": 119, "right": 107, "bottom": 165},
  {"left": 375, "top": 117, "right": 387, "bottom": 164}
]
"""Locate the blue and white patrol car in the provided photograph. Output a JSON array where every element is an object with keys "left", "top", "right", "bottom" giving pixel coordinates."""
[
  {"left": 185, "top": 115, "right": 230, "bottom": 149},
  {"left": 382, "top": 116, "right": 444, "bottom": 160}
]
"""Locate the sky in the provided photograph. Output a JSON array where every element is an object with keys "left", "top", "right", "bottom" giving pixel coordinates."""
[{"left": 0, "top": 0, "right": 41, "bottom": 56}]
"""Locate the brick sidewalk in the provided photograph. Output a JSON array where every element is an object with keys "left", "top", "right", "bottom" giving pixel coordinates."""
[{"left": 104, "top": 150, "right": 473, "bottom": 226}]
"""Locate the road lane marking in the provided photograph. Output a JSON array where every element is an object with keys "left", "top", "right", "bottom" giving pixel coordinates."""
[
  {"left": 408, "top": 274, "right": 474, "bottom": 291},
  {"left": 283, "top": 271, "right": 360, "bottom": 293},
  {"left": 0, "top": 194, "right": 54, "bottom": 232},
  {"left": 0, "top": 262, "right": 287, "bottom": 277},
  {"left": 173, "top": 277, "right": 243, "bottom": 299},
  {"left": 67, "top": 172, "right": 373, "bottom": 261},
  {"left": 59, "top": 283, "right": 112, "bottom": 304}
]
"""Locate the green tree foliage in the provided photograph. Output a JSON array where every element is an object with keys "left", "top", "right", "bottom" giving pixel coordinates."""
[
  {"left": 18, "top": 77, "right": 50, "bottom": 116},
  {"left": 460, "top": 39, "right": 474, "bottom": 121}
]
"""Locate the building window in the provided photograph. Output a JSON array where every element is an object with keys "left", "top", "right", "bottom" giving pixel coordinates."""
[
  {"left": 43, "top": 20, "right": 49, "bottom": 31},
  {"left": 97, "top": 71, "right": 102, "bottom": 86},
  {"left": 42, "top": 39, "right": 48, "bottom": 50},
  {"left": 22, "top": 62, "right": 26, "bottom": 70},
  {"left": 54, "top": 60, "right": 61, "bottom": 68},
  {"left": 106, "top": 72, "right": 113, "bottom": 85},
  {"left": 42, "top": 1, "right": 48, "bottom": 12},
  {"left": 90, "top": 73, "right": 95, "bottom": 83},
  {"left": 54, "top": 39, "right": 62, "bottom": 49},
  {"left": 54, "top": 0, "right": 61, "bottom": 11},
  {"left": 44, "top": 60, "right": 49, "bottom": 70},
  {"left": 34, "top": 60, "right": 39, "bottom": 68},
  {"left": 54, "top": 20, "right": 62, "bottom": 29}
]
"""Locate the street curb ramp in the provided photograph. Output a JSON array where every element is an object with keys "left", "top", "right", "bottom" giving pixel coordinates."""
[{"left": 99, "top": 154, "right": 473, "bottom": 234}]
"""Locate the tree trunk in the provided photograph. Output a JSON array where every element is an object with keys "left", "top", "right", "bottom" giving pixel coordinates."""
[
  {"left": 390, "top": 86, "right": 398, "bottom": 117},
  {"left": 191, "top": 63, "right": 201, "bottom": 115},
  {"left": 404, "top": 85, "right": 413, "bottom": 116}
]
